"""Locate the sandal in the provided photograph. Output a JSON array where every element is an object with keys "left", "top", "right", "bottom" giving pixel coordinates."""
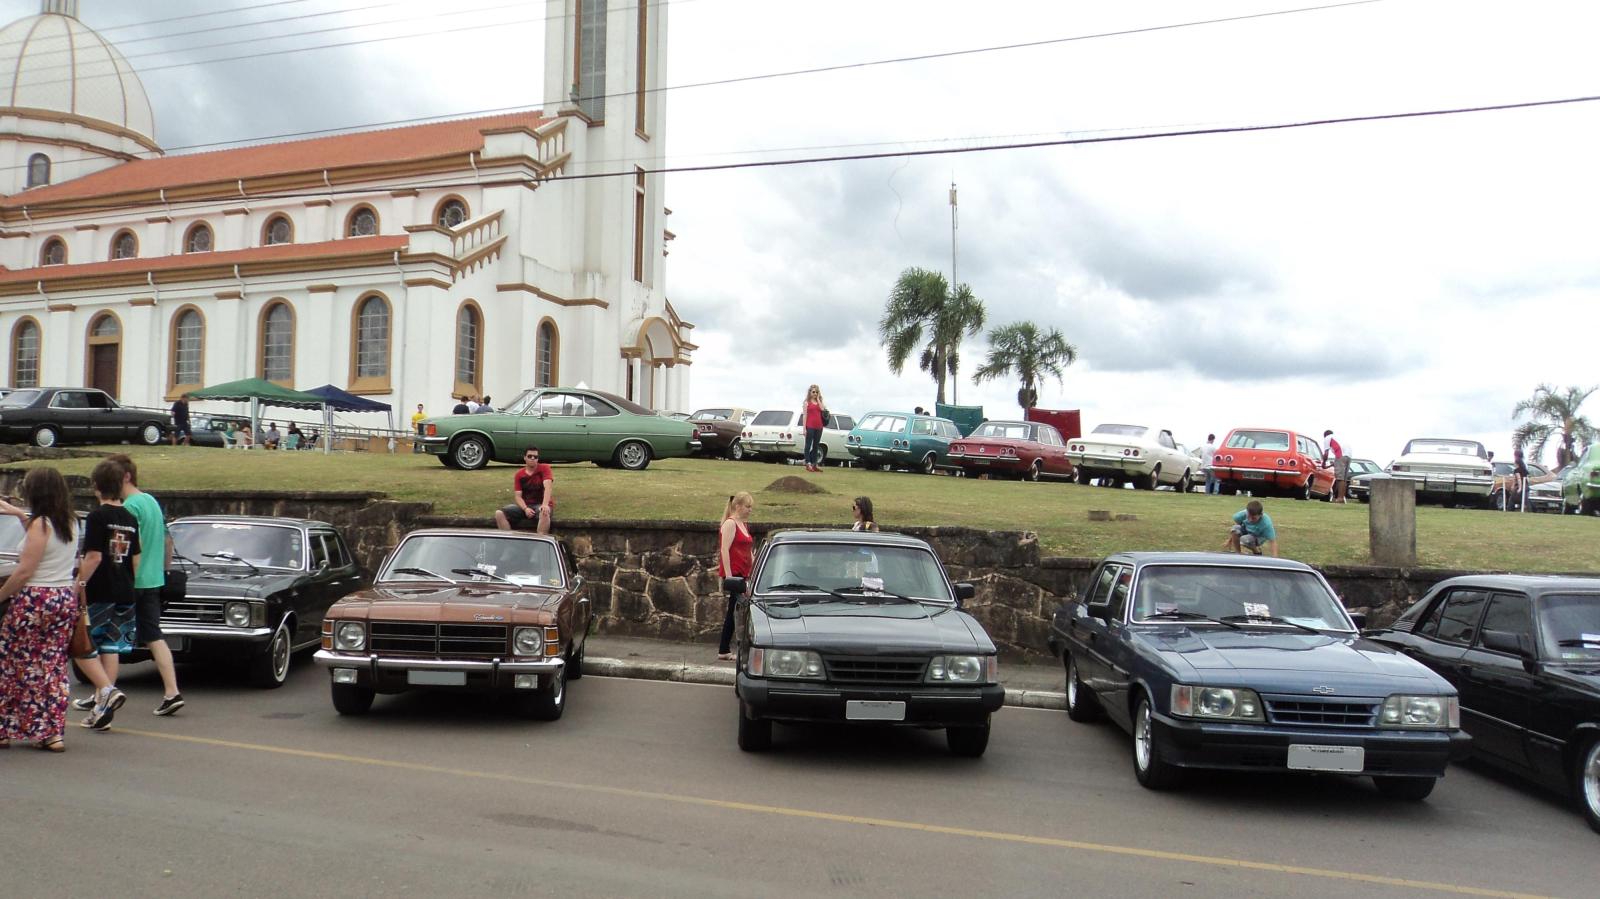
[
  {"left": 0, "top": 739, "right": 10, "bottom": 749},
  {"left": 716, "top": 652, "right": 735, "bottom": 661},
  {"left": 37, "top": 737, "right": 64, "bottom": 753}
]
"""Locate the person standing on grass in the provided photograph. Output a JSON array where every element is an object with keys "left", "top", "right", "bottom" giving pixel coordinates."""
[
  {"left": 105, "top": 454, "right": 184, "bottom": 716},
  {"left": 1323, "top": 430, "right": 1350, "bottom": 504},
  {"left": 851, "top": 496, "right": 879, "bottom": 532},
  {"left": 74, "top": 459, "right": 140, "bottom": 732},
  {"left": 0, "top": 468, "right": 81, "bottom": 752},
  {"left": 717, "top": 492, "right": 755, "bottom": 661},
  {"left": 170, "top": 394, "right": 192, "bottom": 447},
  {"left": 1511, "top": 447, "right": 1530, "bottom": 513},
  {"left": 800, "top": 385, "right": 828, "bottom": 473},
  {"left": 493, "top": 447, "right": 555, "bottom": 534},
  {"left": 410, "top": 403, "right": 427, "bottom": 430},
  {"left": 1225, "top": 500, "right": 1278, "bottom": 557},
  {"left": 1200, "top": 433, "right": 1219, "bottom": 495},
  {"left": 478, "top": 396, "right": 494, "bottom": 413}
]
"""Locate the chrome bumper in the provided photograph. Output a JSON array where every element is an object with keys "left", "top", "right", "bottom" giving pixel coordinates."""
[
  {"left": 313, "top": 650, "right": 565, "bottom": 676},
  {"left": 160, "top": 622, "right": 274, "bottom": 640},
  {"left": 1388, "top": 473, "right": 1493, "bottom": 495},
  {"left": 1068, "top": 452, "right": 1152, "bottom": 473}
]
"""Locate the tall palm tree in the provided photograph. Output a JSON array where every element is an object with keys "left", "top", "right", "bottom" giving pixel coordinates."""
[
  {"left": 973, "top": 322, "right": 1078, "bottom": 412},
  {"left": 879, "top": 267, "right": 987, "bottom": 405},
  {"left": 1512, "top": 383, "right": 1598, "bottom": 462}
]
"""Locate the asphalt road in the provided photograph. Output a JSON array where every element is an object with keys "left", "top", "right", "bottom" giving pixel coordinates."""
[{"left": 2, "top": 659, "right": 1593, "bottom": 899}]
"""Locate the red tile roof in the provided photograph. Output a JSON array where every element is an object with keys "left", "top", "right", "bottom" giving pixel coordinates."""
[
  {"left": 0, "top": 235, "right": 409, "bottom": 286},
  {"left": 2, "top": 111, "right": 546, "bottom": 209}
]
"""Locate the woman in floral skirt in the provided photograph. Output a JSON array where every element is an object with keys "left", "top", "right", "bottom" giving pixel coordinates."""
[{"left": 0, "top": 468, "right": 82, "bottom": 752}]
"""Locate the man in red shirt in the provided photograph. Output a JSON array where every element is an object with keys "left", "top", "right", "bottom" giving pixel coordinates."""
[{"left": 493, "top": 447, "right": 555, "bottom": 534}]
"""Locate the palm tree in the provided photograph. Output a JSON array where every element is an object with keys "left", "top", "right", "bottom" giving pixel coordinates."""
[
  {"left": 973, "top": 322, "right": 1078, "bottom": 412},
  {"left": 879, "top": 267, "right": 987, "bottom": 405},
  {"left": 1512, "top": 384, "right": 1598, "bottom": 463}
]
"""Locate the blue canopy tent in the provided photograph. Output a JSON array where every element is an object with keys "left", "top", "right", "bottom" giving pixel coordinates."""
[{"left": 305, "top": 385, "right": 395, "bottom": 450}]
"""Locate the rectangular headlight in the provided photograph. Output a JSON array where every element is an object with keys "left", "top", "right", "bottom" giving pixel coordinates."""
[
  {"left": 1170, "top": 685, "right": 1265, "bottom": 722},
  {"left": 1379, "top": 695, "right": 1458, "bottom": 729},
  {"left": 333, "top": 620, "right": 366, "bottom": 652},
  {"left": 748, "top": 648, "right": 823, "bottom": 679},
  {"left": 927, "top": 655, "right": 994, "bottom": 684}
]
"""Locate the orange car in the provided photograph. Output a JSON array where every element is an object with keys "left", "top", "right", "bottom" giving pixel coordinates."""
[{"left": 1211, "top": 428, "right": 1336, "bottom": 500}]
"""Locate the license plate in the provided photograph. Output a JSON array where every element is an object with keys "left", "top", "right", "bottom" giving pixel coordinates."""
[
  {"left": 1243, "top": 472, "right": 1266, "bottom": 480},
  {"left": 406, "top": 670, "right": 467, "bottom": 687},
  {"left": 1287, "top": 744, "right": 1364, "bottom": 773},
  {"left": 845, "top": 700, "right": 906, "bottom": 721}
]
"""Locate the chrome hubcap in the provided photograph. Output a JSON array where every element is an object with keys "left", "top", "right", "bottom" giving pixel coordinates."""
[
  {"left": 621, "top": 443, "right": 646, "bottom": 467},
  {"left": 36, "top": 429, "right": 54, "bottom": 447},
  {"left": 457, "top": 441, "right": 484, "bottom": 467},
  {"left": 143, "top": 425, "right": 160, "bottom": 444},
  {"left": 1134, "top": 703, "right": 1152, "bottom": 770},
  {"left": 1067, "top": 658, "right": 1078, "bottom": 706},
  {"left": 1584, "top": 743, "right": 1600, "bottom": 817},
  {"left": 272, "top": 628, "right": 290, "bottom": 681}
]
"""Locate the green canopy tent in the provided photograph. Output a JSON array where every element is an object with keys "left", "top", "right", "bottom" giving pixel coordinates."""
[{"left": 185, "top": 378, "right": 331, "bottom": 452}]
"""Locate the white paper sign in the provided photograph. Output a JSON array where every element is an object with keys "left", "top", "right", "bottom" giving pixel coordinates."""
[{"left": 1244, "top": 602, "right": 1271, "bottom": 619}]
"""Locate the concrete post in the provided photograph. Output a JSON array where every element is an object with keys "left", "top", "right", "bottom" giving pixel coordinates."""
[{"left": 1369, "top": 477, "right": 1418, "bottom": 567}]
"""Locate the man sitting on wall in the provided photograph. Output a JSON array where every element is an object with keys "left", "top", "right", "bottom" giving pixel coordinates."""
[
  {"left": 493, "top": 447, "right": 554, "bottom": 534},
  {"left": 1225, "top": 500, "right": 1278, "bottom": 557}
]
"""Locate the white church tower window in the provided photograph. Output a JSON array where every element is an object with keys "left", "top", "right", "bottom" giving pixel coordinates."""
[
  {"left": 26, "top": 153, "right": 49, "bottom": 187},
  {"left": 576, "top": 0, "right": 607, "bottom": 120}
]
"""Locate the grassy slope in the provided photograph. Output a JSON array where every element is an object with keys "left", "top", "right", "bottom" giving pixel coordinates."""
[{"left": 14, "top": 447, "right": 1594, "bottom": 572}]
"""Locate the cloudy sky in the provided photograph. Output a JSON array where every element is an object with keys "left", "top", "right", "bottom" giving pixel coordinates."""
[{"left": 9, "top": 0, "right": 1597, "bottom": 463}]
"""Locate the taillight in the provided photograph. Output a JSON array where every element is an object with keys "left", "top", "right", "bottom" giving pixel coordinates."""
[
  {"left": 1276, "top": 458, "right": 1286, "bottom": 467},
  {"left": 1289, "top": 459, "right": 1298, "bottom": 468},
  {"left": 424, "top": 424, "right": 437, "bottom": 436},
  {"left": 1225, "top": 454, "right": 1234, "bottom": 463}
]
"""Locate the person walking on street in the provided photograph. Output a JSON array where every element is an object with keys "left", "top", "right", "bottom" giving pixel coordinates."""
[
  {"left": 716, "top": 492, "right": 755, "bottom": 661},
  {"left": 1225, "top": 500, "right": 1279, "bottom": 557},
  {"left": 1323, "top": 430, "right": 1350, "bottom": 504},
  {"left": 493, "top": 447, "right": 554, "bottom": 534},
  {"left": 106, "top": 454, "right": 184, "bottom": 715},
  {"left": 800, "top": 385, "right": 828, "bottom": 473},
  {"left": 74, "top": 459, "right": 141, "bottom": 731},
  {"left": 0, "top": 468, "right": 82, "bottom": 752},
  {"left": 851, "top": 496, "right": 880, "bottom": 532},
  {"left": 1200, "top": 433, "right": 1219, "bottom": 495},
  {"left": 170, "top": 394, "right": 192, "bottom": 446}
]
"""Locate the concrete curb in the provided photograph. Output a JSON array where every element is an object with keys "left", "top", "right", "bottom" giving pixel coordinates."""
[{"left": 585, "top": 656, "right": 1067, "bottom": 710}]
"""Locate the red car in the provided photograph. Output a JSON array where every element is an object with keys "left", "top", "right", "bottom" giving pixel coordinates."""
[
  {"left": 947, "top": 420, "right": 1075, "bottom": 482},
  {"left": 1211, "top": 428, "right": 1336, "bottom": 500}
]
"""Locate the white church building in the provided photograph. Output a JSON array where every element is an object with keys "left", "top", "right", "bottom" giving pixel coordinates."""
[{"left": 0, "top": 0, "right": 694, "bottom": 420}]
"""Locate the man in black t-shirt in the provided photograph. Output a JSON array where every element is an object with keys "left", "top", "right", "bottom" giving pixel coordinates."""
[
  {"left": 170, "top": 394, "right": 191, "bottom": 446},
  {"left": 79, "top": 458, "right": 142, "bottom": 730}
]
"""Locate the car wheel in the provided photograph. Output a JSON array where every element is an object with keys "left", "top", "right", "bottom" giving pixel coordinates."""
[
  {"left": 249, "top": 620, "right": 293, "bottom": 688},
  {"left": 1064, "top": 653, "right": 1101, "bottom": 723},
  {"left": 450, "top": 435, "right": 490, "bottom": 471},
  {"left": 522, "top": 661, "right": 567, "bottom": 721},
  {"left": 916, "top": 453, "right": 936, "bottom": 475},
  {"left": 31, "top": 425, "right": 59, "bottom": 448},
  {"left": 1177, "top": 469, "right": 1192, "bottom": 493},
  {"left": 439, "top": 455, "right": 460, "bottom": 469},
  {"left": 727, "top": 440, "right": 744, "bottom": 461},
  {"left": 331, "top": 682, "right": 375, "bottom": 716},
  {"left": 737, "top": 701, "right": 772, "bottom": 751},
  {"left": 1075, "top": 468, "right": 1090, "bottom": 485},
  {"left": 613, "top": 440, "right": 652, "bottom": 471},
  {"left": 567, "top": 640, "right": 585, "bottom": 680},
  {"left": 1372, "top": 776, "right": 1436, "bottom": 801},
  {"left": 1131, "top": 694, "right": 1183, "bottom": 789},
  {"left": 139, "top": 423, "right": 163, "bottom": 446},
  {"left": 1138, "top": 466, "right": 1159, "bottom": 491},
  {"left": 1295, "top": 478, "right": 1312, "bottom": 501},
  {"left": 1576, "top": 738, "right": 1600, "bottom": 834},
  {"left": 946, "top": 719, "right": 991, "bottom": 757},
  {"left": 1024, "top": 460, "right": 1043, "bottom": 482}
]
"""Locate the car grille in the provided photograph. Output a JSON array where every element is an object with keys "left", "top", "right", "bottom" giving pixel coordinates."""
[
  {"left": 163, "top": 598, "right": 226, "bottom": 625},
  {"left": 823, "top": 656, "right": 927, "bottom": 685},
  {"left": 369, "top": 621, "right": 507, "bottom": 659},
  {"left": 1263, "top": 694, "right": 1380, "bottom": 728}
]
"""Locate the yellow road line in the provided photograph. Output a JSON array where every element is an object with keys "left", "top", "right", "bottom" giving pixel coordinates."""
[{"left": 120, "top": 728, "right": 1548, "bottom": 899}]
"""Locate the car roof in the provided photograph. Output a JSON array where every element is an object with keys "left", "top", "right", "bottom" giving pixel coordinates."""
[
  {"left": 1428, "top": 574, "right": 1600, "bottom": 595},
  {"left": 765, "top": 528, "right": 935, "bottom": 550},
  {"left": 856, "top": 411, "right": 956, "bottom": 423},
  {"left": 174, "top": 514, "right": 332, "bottom": 529},
  {"left": 1105, "top": 551, "right": 1317, "bottom": 572},
  {"left": 399, "top": 527, "right": 560, "bottom": 545}
]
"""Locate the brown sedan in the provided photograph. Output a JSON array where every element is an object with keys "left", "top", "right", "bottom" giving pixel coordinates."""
[
  {"left": 687, "top": 407, "right": 756, "bottom": 459},
  {"left": 314, "top": 528, "right": 590, "bottom": 720}
]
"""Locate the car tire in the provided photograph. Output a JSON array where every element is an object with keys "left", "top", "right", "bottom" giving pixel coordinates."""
[
  {"left": 1075, "top": 468, "right": 1090, "bottom": 485},
  {"left": 567, "top": 640, "right": 585, "bottom": 680},
  {"left": 946, "top": 720, "right": 991, "bottom": 757},
  {"left": 737, "top": 701, "right": 772, "bottom": 752},
  {"left": 727, "top": 440, "right": 744, "bottom": 461},
  {"left": 522, "top": 662, "right": 567, "bottom": 721},
  {"left": 139, "top": 423, "right": 163, "bottom": 446},
  {"left": 920, "top": 453, "right": 937, "bottom": 475},
  {"left": 613, "top": 440, "right": 652, "bottom": 471},
  {"left": 1295, "top": 478, "right": 1313, "bottom": 501},
  {"left": 1131, "top": 694, "right": 1183, "bottom": 790},
  {"left": 1372, "top": 776, "right": 1436, "bottom": 801},
  {"left": 1136, "top": 466, "right": 1159, "bottom": 491},
  {"left": 31, "top": 425, "right": 59, "bottom": 449},
  {"left": 439, "top": 455, "right": 460, "bottom": 469},
  {"left": 1177, "top": 469, "right": 1192, "bottom": 494},
  {"left": 331, "top": 683, "right": 375, "bottom": 716},
  {"left": 1575, "top": 738, "right": 1600, "bottom": 834},
  {"left": 1064, "top": 653, "right": 1101, "bottom": 722},
  {"left": 249, "top": 620, "right": 293, "bottom": 689},
  {"left": 450, "top": 435, "right": 490, "bottom": 471},
  {"left": 1024, "top": 460, "right": 1043, "bottom": 482}
]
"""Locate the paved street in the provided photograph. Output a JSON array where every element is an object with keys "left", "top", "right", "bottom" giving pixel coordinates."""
[{"left": 2, "top": 659, "right": 1592, "bottom": 898}]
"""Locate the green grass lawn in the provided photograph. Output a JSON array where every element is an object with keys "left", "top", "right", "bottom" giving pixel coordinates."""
[{"left": 13, "top": 447, "right": 1595, "bottom": 572}]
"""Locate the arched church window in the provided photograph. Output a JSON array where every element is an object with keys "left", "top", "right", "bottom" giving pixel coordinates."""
[
  {"left": 536, "top": 320, "right": 558, "bottom": 388},
  {"left": 454, "top": 302, "right": 482, "bottom": 394},
  {"left": 260, "top": 301, "right": 294, "bottom": 383},
  {"left": 351, "top": 294, "right": 391, "bottom": 390},
  {"left": 26, "top": 154, "right": 50, "bottom": 188},
  {"left": 40, "top": 238, "right": 66, "bottom": 266},
  {"left": 263, "top": 215, "right": 293, "bottom": 246},
  {"left": 111, "top": 230, "right": 137, "bottom": 260},
  {"left": 185, "top": 223, "right": 213, "bottom": 253},
  {"left": 170, "top": 308, "right": 205, "bottom": 391},
  {"left": 436, "top": 199, "right": 468, "bottom": 228},
  {"left": 347, "top": 206, "right": 378, "bottom": 237},
  {"left": 11, "top": 318, "right": 40, "bottom": 388}
]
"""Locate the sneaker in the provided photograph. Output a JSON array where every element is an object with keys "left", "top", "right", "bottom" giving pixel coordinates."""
[
  {"left": 153, "top": 694, "right": 185, "bottom": 717},
  {"left": 102, "top": 688, "right": 127, "bottom": 714},
  {"left": 86, "top": 702, "right": 115, "bottom": 731},
  {"left": 72, "top": 696, "right": 96, "bottom": 711}
]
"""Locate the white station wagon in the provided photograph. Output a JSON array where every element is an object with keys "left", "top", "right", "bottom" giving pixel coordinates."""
[
  {"left": 742, "top": 409, "right": 857, "bottom": 465},
  {"left": 1065, "top": 423, "right": 1197, "bottom": 491}
]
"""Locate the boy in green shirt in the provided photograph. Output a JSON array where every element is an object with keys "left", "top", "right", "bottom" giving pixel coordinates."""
[{"left": 109, "top": 453, "right": 184, "bottom": 715}]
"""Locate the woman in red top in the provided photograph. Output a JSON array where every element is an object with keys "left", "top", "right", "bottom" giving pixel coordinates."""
[
  {"left": 800, "top": 384, "right": 827, "bottom": 473},
  {"left": 716, "top": 492, "right": 755, "bottom": 660}
]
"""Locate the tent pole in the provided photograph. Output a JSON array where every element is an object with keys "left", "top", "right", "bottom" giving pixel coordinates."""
[
  {"left": 322, "top": 403, "right": 331, "bottom": 454},
  {"left": 250, "top": 398, "right": 260, "bottom": 448}
]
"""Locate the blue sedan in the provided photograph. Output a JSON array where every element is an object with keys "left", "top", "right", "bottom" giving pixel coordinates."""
[{"left": 1047, "top": 552, "right": 1471, "bottom": 799}]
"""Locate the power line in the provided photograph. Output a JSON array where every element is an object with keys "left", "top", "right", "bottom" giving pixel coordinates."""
[
  {"left": 0, "top": 0, "right": 315, "bottom": 51},
  {"left": 15, "top": 92, "right": 1597, "bottom": 216}
]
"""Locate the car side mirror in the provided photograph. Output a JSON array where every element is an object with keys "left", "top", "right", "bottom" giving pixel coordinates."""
[
  {"left": 539, "top": 411, "right": 550, "bottom": 419},
  {"left": 1480, "top": 629, "right": 1532, "bottom": 658},
  {"left": 1348, "top": 612, "right": 1367, "bottom": 630},
  {"left": 572, "top": 575, "right": 585, "bottom": 592},
  {"left": 954, "top": 582, "right": 975, "bottom": 607},
  {"left": 722, "top": 576, "right": 747, "bottom": 595}
]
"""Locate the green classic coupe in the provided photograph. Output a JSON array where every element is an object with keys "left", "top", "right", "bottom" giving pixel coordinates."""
[
  {"left": 1560, "top": 445, "right": 1600, "bottom": 515},
  {"left": 416, "top": 388, "right": 696, "bottom": 471}
]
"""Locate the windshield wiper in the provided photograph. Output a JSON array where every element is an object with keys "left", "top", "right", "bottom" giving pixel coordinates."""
[
  {"left": 390, "top": 566, "right": 451, "bottom": 581},
  {"left": 1220, "top": 614, "right": 1324, "bottom": 635},
  {"left": 452, "top": 567, "right": 509, "bottom": 582},
  {"left": 832, "top": 586, "right": 922, "bottom": 604},
  {"left": 202, "top": 551, "right": 260, "bottom": 574},
  {"left": 1557, "top": 638, "right": 1600, "bottom": 647},
  {"left": 171, "top": 552, "right": 201, "bottom": 568},
  {"left": 1141, "top": 610, "right": 1241, "bottom": 630}
]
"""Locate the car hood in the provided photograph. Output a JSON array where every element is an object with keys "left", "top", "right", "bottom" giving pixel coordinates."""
[
  {"left": 335, "top": 583, "right": 566, "bottom": 620},
  {"left": 758, "top": 601, "right": 992, "bottom": 654},
  {"left": 181, "top": 569, "right": 304, "bottom": 599},
  {"left": 1544, "top": 664, "right": 1600, "bottom": 692},
  {"left": 1140, "top": 627, "right": 1451, "bottom": 694}
]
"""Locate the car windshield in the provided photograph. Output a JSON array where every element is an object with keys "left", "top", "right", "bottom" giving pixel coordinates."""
[
  {"left": 501, "top": 389, "right": 538, "bottom": 415},
  {"left": 0, "top": 389, "right": 40, "bottom": 408},
  {"left": 751, "top": 410, "right": 792, "bottom": 426},
  {"left": 754, "top": 542, "right": 953, "bottom": 603},
  {"left": 171, "top": 522, "right": 305, "bottom": 570},
  {"left": 690, "top": 409, "right": 732, "bottom": 422},
  {"left": 1539, "top": 594, "right": 1600, "bottom": 661},
  {"left": 1403, "top": 439, "right": 1486, "bottom": 457},
  {"left": 973, "top": 422, "right": 1031, "bottom": 440},
  {"left": 1226, "top": 430, "right": 1291, "bottom": 451},
  {"left": 1093, "top": 424, "right": 1147, "bottom": 438},
  {"left": 382, "top": 534, "right": 564, "bottom": 588},
  {"left": 1131, "top": 565, "right": 1353, "bottom": 630}
]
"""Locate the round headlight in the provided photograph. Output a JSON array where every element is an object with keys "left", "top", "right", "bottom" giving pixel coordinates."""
[
  {"left": 225, "top": 602, "right": 251, "bottom": 628},
  {"left": 1198, "top": 688, "right": 1237, "bottom": 718},
  {"left": 946, "top": 656, "right": 983, "bottom": 682},
  {"left": 513, "top": 627, "right": 543, "bottom": 656},
  {"left": 1404, "top": 696, "right": 1443, "bottom": 725},
  {"left": 334, "top": 621, "right": 366, "bottom": 652}
]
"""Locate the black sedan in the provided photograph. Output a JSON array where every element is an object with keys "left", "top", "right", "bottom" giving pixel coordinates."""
[
  {"left": 0, "top": 387, "right": 169, "bottom": 447},
  {"left": 151, "top": 516, "right": 366, "bottom": 687},
  {"left": 1365, "top": 575, "right": 1600, "bottom": 832},
  {"left": 727, "top": 530, "right": 1002, "bottom": 756},
  {"left": 1048, "top": 552, "right": 1470, "bottom": 799}
]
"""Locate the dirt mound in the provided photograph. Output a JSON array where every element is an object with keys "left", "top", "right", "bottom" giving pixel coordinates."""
[{"left": 764, "top": 475, "right": 829, "bottom": 495}]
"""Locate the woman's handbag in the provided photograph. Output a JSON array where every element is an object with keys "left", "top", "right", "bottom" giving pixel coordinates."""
[{"left": 68, "top": 602, "right": 94, "bottom": 659}]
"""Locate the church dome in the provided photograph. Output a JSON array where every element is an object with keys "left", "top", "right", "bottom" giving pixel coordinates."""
[{"left": 0, "top": 1, "right": 156, "bottom": 148}]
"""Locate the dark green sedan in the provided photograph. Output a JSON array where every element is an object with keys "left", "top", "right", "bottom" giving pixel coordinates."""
[{"left": 416, "top": 387, "right": 696, "bottom": 471}]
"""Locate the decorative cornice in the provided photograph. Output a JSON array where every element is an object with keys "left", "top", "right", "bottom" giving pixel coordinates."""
[
  {"left": 389, "top": 189, "right": 420, "bottom": 198},
  {"left": 215, "top": 290, "right": 243, "bottom": 300},
  {"left": 404, "top": 277, "right": 451, "bottom": 289},
  {"left": 129, "top": 297, "right": 156, "bottom": 307},
  {"left": 222, "top": 207, "right": 249, "bottom": 216},
  {"left": 496, "top": 282, "right": 609, "bottom": 309},
  {"left": 47, "top": 302, "right": 75, "bottom": 312},
  {"left": 303, "top": 199, "right": 333, "bottom": 208},
  {"left": 73, "top": 223, "right": 100, "bottom": 232},
  {"left": 145, "top": 215, "right": 172, "bottom": 224}
]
